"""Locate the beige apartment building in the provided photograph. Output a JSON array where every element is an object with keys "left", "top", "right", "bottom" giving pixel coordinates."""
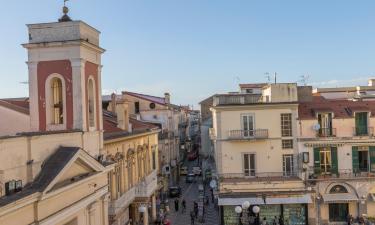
[
  {"left": 102, "top": 99, "right": 160, "bottom": 225},
  {"left": 212, "top": 83, "right": 312, "bottom": 225},
  {"left": 0, "top": 10, "right": 112, "bottom": 225}
]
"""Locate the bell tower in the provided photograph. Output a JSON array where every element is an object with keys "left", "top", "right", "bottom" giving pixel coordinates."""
[{"left": 23, "top": 3, "right": 105, "bottom": 135}]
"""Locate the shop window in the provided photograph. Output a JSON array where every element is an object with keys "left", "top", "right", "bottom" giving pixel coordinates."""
[{"left": 329, "top": 203, "right": 348, "bottom": 222}]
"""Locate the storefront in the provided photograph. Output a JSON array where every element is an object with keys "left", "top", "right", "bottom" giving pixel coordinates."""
[{"left": 219, "top": 194, "right": 311, "bottom": 225}]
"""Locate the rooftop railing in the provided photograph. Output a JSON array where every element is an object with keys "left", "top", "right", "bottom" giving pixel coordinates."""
[{"left": 213, "top": 94, "right": 262, "bottom": 106}]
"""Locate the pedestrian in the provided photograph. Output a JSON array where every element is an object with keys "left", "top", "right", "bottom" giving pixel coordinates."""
[
  {"left": 272, "top": 216, "right": 277, "bottom": 225},
  {"left": 174, "top": 198, "right": 179, "bottom": 212},
  {"left": 182, "top": 199, "right": 186, "bottom": 213},
  {"left": 190, "top": 210, "right": 195, "bottom": 225},
  {"left": 210, "top": 188, "right": 214, "bottom": 203},
  {"left": 193, "top": 201, "right": 198, "bottom": 218},
  {"left": 347, "top": 214, "right": 354, "bottom": 225},
  {"left": 278, "top": 216, "right": 284, "bottom": 225},
  {"left": 262, "top": 217, "right": 268, "bottom": 225}
]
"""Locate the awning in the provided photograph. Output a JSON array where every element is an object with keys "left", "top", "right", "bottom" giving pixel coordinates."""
[
  {"left": 218, "top": 194, "right": 312, "bottom": 206},
  {"left": 266, "top": 194, "right": 312, "bottom": 205},
  {"left": 218, "top": 197, "right": 264, "bottom": 206},
  {"left": 322, "top": 193, "right": 359, "bottom": 203}
]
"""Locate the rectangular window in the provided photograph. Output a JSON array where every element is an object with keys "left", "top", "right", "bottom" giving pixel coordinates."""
[
  {"left": 318, "top": 113, "right": 333, "bottom": 137},
  {"left": 243, "top": 153, "right": 256, "bottom": 176},
  {"left": 152, "top": 151, "right": 156, "bottom": 170},
  {"left": 282, "top": 139, "right": 293, "bottom": 149},
  {"left": 135, "top": 101, "right": 140, "bottom": 114},
  {"left": 246, "top": 89, "right": 253, "bottom": 94},
  {"left": 320, "top": 148, "right": 332, "bottom": 174},
  {"left": 281, "top": 113, "right": 292, "bottom": 137},
  {"left": 355, "top": 112, "right": 368, "bottom": 135},
  {"left": 242, "top": 114, "right": 254, "bottom": 137},
  {"left": 283, "top": 154, "right": 294, "bottom": 176}
]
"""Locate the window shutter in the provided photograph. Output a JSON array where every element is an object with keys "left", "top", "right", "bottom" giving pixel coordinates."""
[
  {"left": 314, "top": 148, "right": 321, "bottom": 174},
  {"left": 370, "top": 146, "right": 375, "bottom": 173},
  {"left": 352, "top": 146, "right": 359, "bottom": 173},
  {"left": 331, "top": 147, "right": 338, "bottom": 175}
]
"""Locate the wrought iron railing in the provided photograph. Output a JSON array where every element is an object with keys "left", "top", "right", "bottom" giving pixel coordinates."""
[
  {"left": 353, "top": 126, "right": 374, "bottom": 136},
  {"left": 317, "top": 127, "right": 336, "bottom": 137},
  {"left": 228, "top": 129, "right": 268, "bottom": 140},
  {"left": 219, "top": 172, "right": 299, "bottom": 180},
  {"left": 307, "top": 168, "right": 375, "bottom": 180}
]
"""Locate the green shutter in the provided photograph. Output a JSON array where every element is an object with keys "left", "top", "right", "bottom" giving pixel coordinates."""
[
  {"left": 352, "top": 146, "right": 359, "bottom": 173},
  {"left": 331, "top": 147, "right": 338, "bottom": 175},
  {"left": 314, "top": 148, "right": 321, "bottom": 174},
  {"left": 355, "top": 112, "right": 368, "bottom": 135},
  {"left": 370, "top": 146, "right": 375, "bottom": 173}
]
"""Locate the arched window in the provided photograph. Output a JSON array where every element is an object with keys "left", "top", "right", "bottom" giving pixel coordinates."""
[
  {"left": 88, "top": 78, "right": 96, "bottom": 128},
  {"left": 51, "top": 77, "right": 63, "bottom": 124},
  {"left": 330, "top": 185, "right": 348, "bottom": 194}
]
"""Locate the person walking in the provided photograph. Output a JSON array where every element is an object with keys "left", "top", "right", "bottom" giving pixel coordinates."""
[
  {"left": 174, "top": 198, "right": 179, "bottom": 212},
  {"left": 190, "top": 210, "right": 195, "bottom": 225},
  {"left": 193, "top": 201, "right": 198, "bottom": 218},
  {"left": 182, "top": 199, "right": 186, "bottom": 213},
  {"left": 262, "top": 217, "right": 269, "bottom": 225}
]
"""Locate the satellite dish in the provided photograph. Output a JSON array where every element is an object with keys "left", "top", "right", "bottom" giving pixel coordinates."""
[{"left": 313, "top": 123, "right": 321, "bottom": 131}]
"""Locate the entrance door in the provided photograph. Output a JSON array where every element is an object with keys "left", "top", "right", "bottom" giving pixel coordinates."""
[
  {"left": 283, "top": 155, "right": 294, "bottom": 176},
  {"left": 329, "top": 203, "right": 348, "bottom": 222}
]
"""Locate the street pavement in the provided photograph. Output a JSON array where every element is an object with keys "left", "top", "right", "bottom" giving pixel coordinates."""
[{"left": 165, "top": 158, "right": 219, "bottom": 225}]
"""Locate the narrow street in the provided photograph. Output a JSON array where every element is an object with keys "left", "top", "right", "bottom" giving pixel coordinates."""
[{"left": 165, "top": 158, "right": 219, "bottom": 225}]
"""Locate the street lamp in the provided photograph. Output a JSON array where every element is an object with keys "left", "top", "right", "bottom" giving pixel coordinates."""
[
  {"left": 234, "top": 201, "right": 252, "bottom": 225},
  {"left": 235, "top": 206, "right": 243, "bottom": 225}
]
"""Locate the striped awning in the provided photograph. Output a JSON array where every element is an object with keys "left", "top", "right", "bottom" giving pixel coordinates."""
[{"left": 322, "top": 193, "right": 359, "bottom": 203}]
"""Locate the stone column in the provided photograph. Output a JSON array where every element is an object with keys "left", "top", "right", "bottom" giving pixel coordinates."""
[
  {"left": 152, "top": 195, "right": 157, "bottom": 221},
  {"left": 143, "top": 208, "right": 148, "bottom": 225},
  {"left": 102, "top": 194, "right": 110, "bottom": 225}
]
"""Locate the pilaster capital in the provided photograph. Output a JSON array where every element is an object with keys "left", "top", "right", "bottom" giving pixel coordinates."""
[
  {"left": 26, "top": 61, "right": 38, "bottom": 69},
  {"left": 70, "top": 58, "right": 86, "bottom": 67}
]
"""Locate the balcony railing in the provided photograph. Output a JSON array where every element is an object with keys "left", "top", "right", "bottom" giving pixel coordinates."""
[
  {"left": 307, "top": 168, "right": 375, "bottom": 180},
  {"left": 213, "top": 94, "right": 262, "bottom": 106},
  {"left": 353, "top": 126, "right": 374, "bottom": 136},
  {"left": 219, "top": 172, "right": 299, "bottom": 181},
  {"left": 228, "top": 129, "right": 268, "bottom": 140},
  {"left": 135, "top": 170, "right": 158, "bottom": 198},
  {"left": 317, "top": 127, "right": 336, "bottom": 137},
  {"left": 109, "top": 186, "right": 136, "bottom": 215}
]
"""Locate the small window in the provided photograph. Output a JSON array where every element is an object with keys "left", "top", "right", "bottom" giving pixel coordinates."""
[
  {"left": 282, "top": 139, "right": 293, "bottom": 149},
  {"left": 152, "top": 151, "right": 156, "bottom": 170},
  {"left": 150, "top": 102, "right": 156, "bottom": 109},
  {"left": 51, "top": 77, "right": 63, "bottom": 124},
  {"left": 243, "top": 153, "right": 256, "bottom": 176},
  {"left": 135, "top": 102, "right": 140, "bottom": 114},
  {"left": 246, "top": 89, "right": 253, "bottom": 94}
]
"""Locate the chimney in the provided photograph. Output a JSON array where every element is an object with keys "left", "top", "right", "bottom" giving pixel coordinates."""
[
  {"left": 164, "top": 93, "right": 171, "bottom": 105},
  {"left": 116, "top": 99, "right": 130, "bottom": 132},
  {"left": 368, "top": 79, "right": 375, "bottom": 86},
  {"left": 110, "top": 93, "right": 117, "bottom": 113}
]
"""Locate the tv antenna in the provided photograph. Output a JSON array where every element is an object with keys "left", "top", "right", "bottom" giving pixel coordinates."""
[
  {"left": 265, "top": 72, "right": 271, "bottom": 83},
  {"left": 299, "top": 75, "right": 310, "bottom": 86}
]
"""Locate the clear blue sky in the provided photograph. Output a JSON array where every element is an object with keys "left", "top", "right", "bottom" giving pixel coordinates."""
[{"left": 1, "top": 1, "right": 375, "bottom": 107}]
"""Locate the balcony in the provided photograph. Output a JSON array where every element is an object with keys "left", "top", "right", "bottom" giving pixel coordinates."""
[
  {"left": 227, "top": 129, "right": 268, "bottom": 140},
  {"left": 109, "top": 186, "right": 136, "bottom": 215},
  {"left": 353, "top": 126, "right": 374, "bottom": 136},
  {"left": 219, "top": 172, "right": 300, "bottom": 182},
  {"left": 213, "top": 94, "right": 262, "bottom": 106},
  {"left": 316, "top": 127, "right": 336, "bottom": 137},
  {"left": 135, "top": 170, "right": 158, "bottom": 198},
  {"left": 307, "top": 168, "right": 375, "bottom": 181}
]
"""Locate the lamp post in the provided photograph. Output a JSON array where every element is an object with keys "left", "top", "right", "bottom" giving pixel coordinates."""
[
  {"left": 234, "top": 201, "right": 253, "bottom": 225},
  {"left": 252, "top": 205, "right": 260, "bottom": 225}
]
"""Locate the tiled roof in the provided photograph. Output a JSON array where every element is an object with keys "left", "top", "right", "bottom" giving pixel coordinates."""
[
  {"left": 103, "top": 110, "right": 159, "bottom": 140},
  {"left": 0, "top": 146, "right": 80, "bottom": 207},
  {"left": 0, "top": 98, "right": 29, "bottom": 115},
  {"left": 123, "top": 91, "right": 166, "bottom": 105},
  {"left": 299, "top": 96, "right": 375, "bottom": 119}
]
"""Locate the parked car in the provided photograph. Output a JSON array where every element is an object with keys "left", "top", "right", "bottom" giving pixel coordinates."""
[
  {"left": 192, "top": 166, "right": 202, "bottom": 176},
  {"left": 186, "top": 173, "right": 196, "bottom": 183},
  {"left": 168, "top": 186, "right": 181, "bottom": 198},
  {"left": 180, "top": 166, "right": 188, "bottom": 176}
]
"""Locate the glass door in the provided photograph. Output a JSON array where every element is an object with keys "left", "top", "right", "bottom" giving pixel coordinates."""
[
  {"left": 320, "top": 148, "right": 332, "bottom": 174},
  {"left": 283, "top": 155, "right": 294, "bottom": 176},
  {"left": 242, "top": 115, "right": 254, "bottom": 137}
]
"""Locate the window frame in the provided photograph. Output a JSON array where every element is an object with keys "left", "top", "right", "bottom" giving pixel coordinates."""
[
  {"left": 87, "top": 77, "right": 97, "bottom": 130},
  {"left": 281, "top": 113, "right": 292, "bottom": 137},
  {"left": 45, "top": 74, "right": 67, "bottom": 130},
  {"left": 282, "top": 139, "right": 293, "bottom": 149},
  {"left": 243, "top": 153, "right": 256, "bottom": 177}
]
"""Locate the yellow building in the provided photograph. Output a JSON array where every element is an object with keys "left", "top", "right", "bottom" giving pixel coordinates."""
[
  {"left": 103, "top": 99, "right": 160, "bottom": 225},
  {"left": 211, "top": 83, "right": 312, "bottom": 225}
]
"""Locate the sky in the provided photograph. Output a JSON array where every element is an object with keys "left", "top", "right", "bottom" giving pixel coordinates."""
[{"left": 1, "top": 1, "right": 375, "bottom": 108}]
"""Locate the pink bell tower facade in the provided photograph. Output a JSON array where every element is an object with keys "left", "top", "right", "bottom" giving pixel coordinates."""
[{"left": 23, "top": 20, "right": 105, "bottom": 153}]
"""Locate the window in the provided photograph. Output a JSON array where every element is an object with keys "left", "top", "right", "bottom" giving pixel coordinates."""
[
  {"left": 329, "top": 203, "right": 348, "bottom": 222},
  {"left": 242, "top": 114, "right": 254, "bottom": 137},
  {"left": 283, "top": 155, "right": 294, "bottom": 176},
  {"left": 245, "top": 89, "right": 253, "bottom": 94},
  {"left": 282, "top": 139, "right": 293, "bottom": 149},
  {"left": 281, "top": 113, "right": 292, "bottom": 137},
  {"left": 149, "top": 102, "right": 156, "bottom": 109},
  {"left": 355, "top": 112, "right": 368, "bottom": 135},
  {"left": 329, "top": 185, "right": 348, "bottom": 194},
  {"left": 152, "top": 151, "right": 156, "bottom": 170},
  {"left": 135, "top": 102, "right": 140, "bottom": 114},
  {"left": 314, "top": 147, "right": 338, "bottom": 175},
  {"left": 51, "top": 77, "right": 64, "bottom": 124},
  {"left": 88, "top": 79, "right": 95, "bottom": 127},
  {"left": 318, "top": 113, "right": 333, "bottom": 136},
  {"left": 320, "top": 148, "right": 332, "bottom": 174},
  {"left": 243, "top": 153, "right": 255, "bottom": 176}
]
